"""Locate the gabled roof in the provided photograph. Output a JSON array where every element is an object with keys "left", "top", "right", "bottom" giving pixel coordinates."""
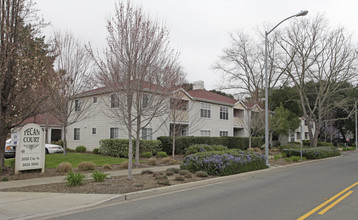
[
  {"left": 187, "top": 89, "right": 237, "bottom": 106},
  {"left": 21, "top": 113, "right": 61, "bottom": 126}
]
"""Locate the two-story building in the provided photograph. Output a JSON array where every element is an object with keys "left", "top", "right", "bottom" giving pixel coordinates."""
[{"left": 67, "top": 81, "right": 262, "bottom": 151}]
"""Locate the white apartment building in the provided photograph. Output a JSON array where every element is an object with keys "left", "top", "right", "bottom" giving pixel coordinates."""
[{"left": 67, "top": 81, "right": 261, "bottom": 151}]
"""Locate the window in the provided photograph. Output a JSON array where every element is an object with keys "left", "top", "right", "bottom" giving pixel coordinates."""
[
  {"left": 234, "top": 109, "right": 243, "bottom": 118},
  {"left": 92, "top": 128, "right": 96, "bottom": 135},
  {"left": 74, "top": 99, "right": 81, "bottom": 112},
  {"left": 142, "top": 94, "right": 151, "bottom": 108},
  {"left": 111, "top": 94, "right": 119, "bottom": 108},
  {"left": 220, "top": 106, "right": 229, "bottom": 120},
  {"left": 74, "top": 128, "right": 80, "bottom": 140},
  {"left": 305, "top": 132, "right": 308, "bottom": 140},
  {"left": 93, "top": 97, "right": 98, "bottom": 104},
  {"left": 200, "top": 103, "right": 211, "bottom": 118},
  {"left": 110, "top": 127, "right": 119, "bottom": 139},
  {"left": 220, "top": 131, "right": 228, "bottom": 137},
  {"left": 181, "top": 129, "right": 187, "bottom": 136},
  {"left": 200, "top": 130, "right": 210, "bottom": 137},
  {"left": 142, "top": 128, "right": 153, "bottom": 140},
  {"left": 290, "top": 132, "right": 295, "bottom": 142},
  {"left": 296, "top": 132, "right": 301, "bottom": 140}
]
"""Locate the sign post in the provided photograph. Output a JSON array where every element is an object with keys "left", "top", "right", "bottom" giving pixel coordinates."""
[{"left": 15, "top": 123, "right": 45, "bottom": 174}]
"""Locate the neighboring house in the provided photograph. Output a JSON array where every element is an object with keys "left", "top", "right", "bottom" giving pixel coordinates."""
[
  {"left": 12, "top": 112, "right": 62, "bottom": 144},
  {"left": 281, "top": 117, "right": 315, "bottom": 144},
  {"left": 67, "top": 81, "right": 262, "bottom": 151}
]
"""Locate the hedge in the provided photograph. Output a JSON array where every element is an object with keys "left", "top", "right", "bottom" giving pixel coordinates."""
[
  {"left": 180, "top": 149, "right": 267, "bottom": 176},
  {"left": 185, "top": 144, "right": 228, "bottom": 156},
  {"left": 99, "top": 139, "right": 161, "bottom": 157},
  {"left": 157, "top": 136, "right": 263, "bottom": 155},
  {"left": 282, "top": 146, "right": 340, "bottom": 159}
]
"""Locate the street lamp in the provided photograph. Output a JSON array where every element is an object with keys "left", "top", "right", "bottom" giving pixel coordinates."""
[{"left": 264, "top": 10, "right": 308, "bottom": 166}]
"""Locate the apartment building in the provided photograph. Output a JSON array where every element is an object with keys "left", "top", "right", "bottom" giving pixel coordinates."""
[{"left": 67, "top": 81, "right": 260, "bottom": 150}]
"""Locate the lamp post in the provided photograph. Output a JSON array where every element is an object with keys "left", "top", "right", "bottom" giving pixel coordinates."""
[
  {"left": 264, "top": 10, "right": 308, "bottom": 166},
  {"left": 355, "top": 100, "right": 357, "bottom": 150}
]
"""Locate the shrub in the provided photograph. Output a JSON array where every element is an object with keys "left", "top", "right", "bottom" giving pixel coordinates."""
[
  {"left": 158, "top": 136, "right": 264, "bottom": 155},
  {"left": 51, "top": 140, "right": 64, "bottom": 147},
  {"left": 196, "top": 171, "right": 209, "bottom": 177},
  {"left": 2, "top": 177, "right": 9, "bottom": 181},
  {"left": 162, "top": 157, "right": 176, "bottom": 165},
  {"left": 157, "top": 179, "right": 170, "bottom": 186},
  {"left": 156, "top": 151, "right": 168, "bottom": 158},
  {"left": 179, "top": 170, "right": 190, "bottom": 176},
  {"left": 290, "top": 156, "right": 300, "bottom": 162},
  {"left": 102, "top": 164, "right": 112, "bottom": 170},
  {"left": 119, "top": 161, "right": 129, "bottom": 169},
  {"left": 57, "top": 162, "right": 72, "bottom": 173},
  {"left": 181, "top": 149, "right": 267, "bottom": 176},
  {"left": 78, "top": 161, "right": 96, "bottom": 171},
  {"left": 65, "top": 171, "right": 85, "bottom": 186},
  {"left": 76, "top": 146, "right": 87, "bottom": 153},
  {"left": 147, "top": 158, "right": 157, "bottom": 166},
  {"left": 141, "top": 169, "right": 154, "bottom": 175},
  {"left": 174, "top": 176, "right": 185, "bottom": 181},
  {"left": 99, "top": 139, "right": 161, "bottom": 157},
  {"left": 282, "top": 147, "right": 340, "bottom": 159},
  {"left": 342, "top": 147, "right": 355, "bottom": 151},
  {"left": 185, "top": 144, "right": 228, "bottom": 156},
  {"left": 185, "top": 173, "right": 192, "bottom": 178},
  {"left": 155, "top": 174, "right": 168, "bottom": 180},
  {"left": 140, "top": 151, "right": 152, "bottom": 158},
  {"left": 274, "top": 154, "right": 283, "bottom": 161},
  {"left": 92, "top": 170, "right": 108, "bottom": 182},
  {"left": 166, "top": 167, "right": 180, "bottom": 173},
  {"left": 93, "top": 148, "right": 100, "bottom": 154},
  {"left": 166, "top": 170, "right": 175, "bottom": 176}
]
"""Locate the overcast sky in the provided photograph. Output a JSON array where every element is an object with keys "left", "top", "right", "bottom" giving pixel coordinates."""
[{"left": 36, "top": 0, "right": 358, "bottom": 90}]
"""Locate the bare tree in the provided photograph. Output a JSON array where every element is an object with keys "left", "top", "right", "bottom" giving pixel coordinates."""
[
  {"left": 215, "top": 31, "right": 286, "bottom": 101},
  {"left": 0, "top": 0, "right": 52, "bottom": 170},
  {"left": 48, "top": 31, "right": 93, "bottom": 154},
  {"left": 89, "top": 1, "right": 182, "bottom": 178},
  {"left": 277, "top": 15, "right": 358, "bottom": 146}
]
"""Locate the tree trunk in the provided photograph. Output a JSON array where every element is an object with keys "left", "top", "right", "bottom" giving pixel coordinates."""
[
  {"left": 62, "top": 123, "right": 67, "bottom": 155},
  {"left": 0, "top": 119, "right": 8, "bottom": 171},
  {"left": 135, "top": 115, "right": 141, "bottom": 167},
  {"left": 172, "top": 123, "right": 176, "bottom": 157}
]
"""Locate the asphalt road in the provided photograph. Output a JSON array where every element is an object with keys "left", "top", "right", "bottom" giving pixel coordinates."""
[{"left": 51, "top": 151, "right": 358, "bottom": 220}]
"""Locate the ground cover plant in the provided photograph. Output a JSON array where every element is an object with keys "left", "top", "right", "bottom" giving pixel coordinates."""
[
  {"left": 181, "top": 149, "right": 267, "bottom": 176},
  {"left": 185, "top": 144, "right": 228, "bottom": 156}
]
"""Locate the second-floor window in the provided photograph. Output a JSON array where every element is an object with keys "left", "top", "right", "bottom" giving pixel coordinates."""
[
  {"left": 220, "top": 106, "right": 228, "bottom": 120},
  {"left": 111, "top": 94, "right": 119, "bottom": 108},
  {"left": 170, "top": 98, "right": 188, "bottom": 111},
  {"left": 200, "top": 103, "right": 211, "bottom": 118},
  {"left": 92, "top": 128, "right": 96, "bottom": 135},
  {"left": 142, "top": 94, "right": 150, "bottom": 108},
  {"left": 93, "top": 97, "right": 98, "bottom": 104},
  {"left": 74, "top": 99, "right": 81, "bottom": 112}
]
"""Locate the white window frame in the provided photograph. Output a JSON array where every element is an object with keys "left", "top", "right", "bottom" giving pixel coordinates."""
[
  {"left": 200, "top": 103, "right": 211, "bottom": 118},
  {"left": 220, "top": 131, "right": 228, "bottom": 137},
  {"left": 74, "top": 128, "right": 80, "bottom": 140},
  {"left": 142, "top": 128, "right": 153, "bottom": 140},
  {"left": 110, "top": 127, "right": 119, "bottom": 139},
  {"left": 110, "top": 94, "right": 119, "bottom": 108},
  {"left": 220, "top": 106, "right": 229, "bottom": 120},
  {"left": 200, "top": 130, "right": 211, "bottom": 137},
  {"left": 74, "top": 99, "right": 81, "bottom": 112}
]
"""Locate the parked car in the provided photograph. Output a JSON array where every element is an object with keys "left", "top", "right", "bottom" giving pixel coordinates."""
[
  {"left": 4, "top": 139, "right": 64, "bottom": 157},
  {"left": 5, "top": 139, "right": 16, "bottom": 158},
  {"left": 45, "top": 144, "right": 64, "bottom": 154}
]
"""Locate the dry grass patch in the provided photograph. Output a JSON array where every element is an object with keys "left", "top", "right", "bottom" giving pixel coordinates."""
[{"left": 57, "top": 162, "right": 72, "bottom": 173}]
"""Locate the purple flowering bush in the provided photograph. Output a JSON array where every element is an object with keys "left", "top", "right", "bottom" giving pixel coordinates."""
[
  {"left": 282, "top": 147, "right": 340, "bottom": 159},
  {"left": 180, "top": 150, "right": 267, "bottom": 176}
]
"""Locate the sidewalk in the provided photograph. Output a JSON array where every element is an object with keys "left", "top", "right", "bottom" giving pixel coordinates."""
[{"left": 0, "top": 165, "right": 179, "bottom": 220}]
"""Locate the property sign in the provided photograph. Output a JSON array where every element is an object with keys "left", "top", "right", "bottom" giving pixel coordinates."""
[{"left": 15, "top": 123, "right": 45, "bottom": 174}]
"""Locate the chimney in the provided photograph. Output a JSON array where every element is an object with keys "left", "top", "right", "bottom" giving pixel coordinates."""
[{"left": 193, "top": 80, "right": 205, "bottom": 90}]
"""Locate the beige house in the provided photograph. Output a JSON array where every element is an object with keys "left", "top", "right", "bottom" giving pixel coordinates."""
[{"left": 67, "top": 81, "right": 261, "bottom": 151}]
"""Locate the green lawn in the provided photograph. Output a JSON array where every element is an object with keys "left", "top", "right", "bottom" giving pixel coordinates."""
[{"left": 5, "top": 153, "right": 127, "bottom": 169}]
